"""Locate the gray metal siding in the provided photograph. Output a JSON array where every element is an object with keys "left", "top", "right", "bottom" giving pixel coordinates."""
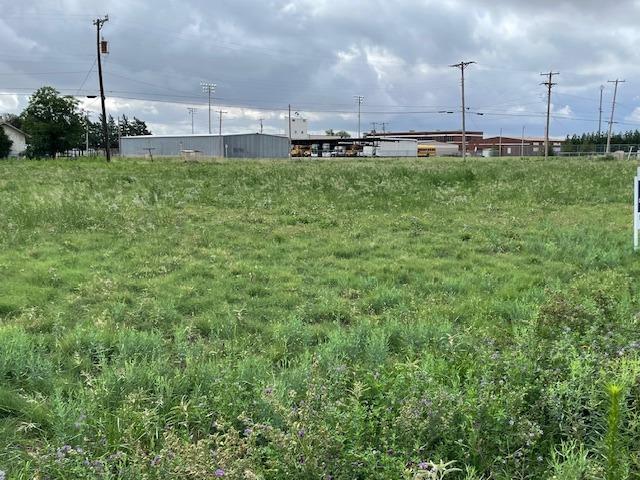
[{"left": 121, "top": 134, "right": 289, "bottom": 158}]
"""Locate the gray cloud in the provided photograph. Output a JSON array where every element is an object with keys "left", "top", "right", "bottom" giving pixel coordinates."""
[{"left": 1, "top": 0, "right": 639, "bottom": 137}]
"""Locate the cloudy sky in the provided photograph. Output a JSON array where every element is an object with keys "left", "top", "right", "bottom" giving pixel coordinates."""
[{"left": 2, "top": 0, "right": 640, "bottom": 138}]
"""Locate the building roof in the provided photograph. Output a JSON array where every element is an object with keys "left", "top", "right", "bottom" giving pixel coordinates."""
[
  {"left": 0, "top": 122, "right": 28, "bottom": 137},
  {"left": 374, "top": 130, "right": 483, "bottom": 136},
  {"left": 121, "top": 132, "right": 288, "bottom": 139}
]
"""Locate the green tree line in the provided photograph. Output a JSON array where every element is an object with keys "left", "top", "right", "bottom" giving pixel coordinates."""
[
  {"left": 2, "top": 86, "right": 151, "bottom": 158},
  {"left": 563, "top": 130, "right": 640, "bottom": 153}
]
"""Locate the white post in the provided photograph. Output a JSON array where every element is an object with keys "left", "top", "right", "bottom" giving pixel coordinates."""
[{"left": 635, "top": 167, "right": 639, "bottom": 251}]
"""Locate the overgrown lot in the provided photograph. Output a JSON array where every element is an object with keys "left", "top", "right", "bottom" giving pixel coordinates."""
[{"left": 1, "top": 157, "right": 640, "bottom": 479}]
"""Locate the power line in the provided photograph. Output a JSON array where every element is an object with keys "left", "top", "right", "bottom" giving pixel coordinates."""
[{"left": 76, "top": 58, "right": 97, "bottom": 95}]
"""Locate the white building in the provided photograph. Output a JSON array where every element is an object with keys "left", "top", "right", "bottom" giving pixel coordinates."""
[
  {"left": 287, "top": 116, "right": 309, "bottom": 140},
  {"left": 363, "top": 138, "right": 418, "bottom": 157},
  {"left": 1, "top": 123, "right": 27, "bottom": 157}
]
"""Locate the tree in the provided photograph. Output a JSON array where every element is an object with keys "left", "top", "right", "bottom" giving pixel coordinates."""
[
  {"left": 85, "top": 114, "right": 152, "bottom": 150},
  {"left": 2, "top": 113, "right": 23, "bottom": 131},
  {"left": 325, "top": 129, "right": 350, "bottom": 138},
  {"left": 21, "top": 86, "right": 84, "bottom": 157},
  {"left": 0, "top": 127, "right": 12, "bottom": 158}
]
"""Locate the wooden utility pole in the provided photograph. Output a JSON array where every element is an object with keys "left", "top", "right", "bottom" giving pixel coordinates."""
[
  {"left": 450, "top": 61, "right": 475, "bottom": 160},
  {"left": 353, "top": 95, "right": 364, "bottom": 139},
  {"left": 93, "top": 16, "right": 110, "bottom": 162},
  {"left": 598, "top": 85, "right": 604, "bottom": 137},
  {"left": 259, "top": 118, "right": 263, "bottom": 134},
  {"left": 540, "top": 71, "right": 559, "bottom": 160},
  {"left": 288, "top": 104, "right": 292, "bottom": 157},
  {"left": 606, "top": 79, "right": 625, "bottom": 155},
  {"left": 218, "top": 110, "right": 227, "bottom": 136},
  {"left": 187, "top": 107, "right": 197, "bottom": 134}
]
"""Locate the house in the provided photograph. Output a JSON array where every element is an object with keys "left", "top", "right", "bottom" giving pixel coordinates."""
[{"left": 1, "top": 123, "right": 27, "bottom": 157}]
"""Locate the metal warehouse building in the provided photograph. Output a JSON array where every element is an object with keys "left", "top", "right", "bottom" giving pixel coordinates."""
[{"left": 120, "top": 133, "right": 290, "bottom": 158}]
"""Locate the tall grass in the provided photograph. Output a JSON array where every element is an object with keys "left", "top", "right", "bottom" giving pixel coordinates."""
[{"left": 0, "top": 156, "right": 640, "bottom": 478}]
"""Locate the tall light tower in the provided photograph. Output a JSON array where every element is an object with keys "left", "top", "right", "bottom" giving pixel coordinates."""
[
  {"left": 201, "top": 82, "right": 216, "bottom": 134},
  {"left": 354, "top": 95, "right": 364, "bottom": 139}
]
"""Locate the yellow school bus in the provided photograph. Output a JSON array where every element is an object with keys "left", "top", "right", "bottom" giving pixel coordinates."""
[{"left": 418, "top": 144, "right": 436, "bottom": 157}]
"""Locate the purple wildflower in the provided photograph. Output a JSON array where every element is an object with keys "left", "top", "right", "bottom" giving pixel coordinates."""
[
  {"left": 264, "top": 386, "right": 273, "bottom": 395},
  {"left": 243, "top": 427, "right": 253, "bottom": 436},
  {"left": 215, "top": 468, "right": 225, "bottom": 477},
  {"left": 418, "top": 461, "right": 429, "bottom": 470},
  {"left": 150, "top": 455, "right": 162, "bottom": 467},
  {"left": 298, "top": 429, "right": 306, "bottom": 438}
]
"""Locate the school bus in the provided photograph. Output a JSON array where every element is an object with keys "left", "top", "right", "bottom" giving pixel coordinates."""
[{"left": 417, "top": 144, "right": 437, "bottom": 157}]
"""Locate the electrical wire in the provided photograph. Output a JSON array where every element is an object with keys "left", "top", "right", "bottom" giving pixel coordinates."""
[{"left": 75, "top": 58, "right": 98, "bottom": 95}]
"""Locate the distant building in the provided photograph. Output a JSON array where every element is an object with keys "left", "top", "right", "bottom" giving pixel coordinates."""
[
  {"left": 363, "top": 138, "right": 418, "bottom": 157},
  {"left": 470, "top": 136, "right": 563, "bottom": 157},
  {"left": 120, "top": 133, "right": 290, "bottom": 158},
  {"left": 1, "top": 123, "right": 27, "bottom": 157},
  {"left": 370, "top": 130, "right": 484, "bottom": 151}
]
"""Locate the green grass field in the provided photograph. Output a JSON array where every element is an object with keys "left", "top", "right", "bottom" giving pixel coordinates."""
[{"left": 1, "top": 157, "right": 640, "bottom": 479}]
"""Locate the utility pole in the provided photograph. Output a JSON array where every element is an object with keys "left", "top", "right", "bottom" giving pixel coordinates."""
[
  {"left": 540, "top": 71, "right": 559, "bottom": 160},
  {"left": 201, "top": 82, "right": 216, "bottom": 134},
  {"left": 117, "top": 115, "right": 122, "bottom": 156},
  {"left": 82, "top": 110, "right": 90, "bottom": 154},
  {"left": 499, "top": 127, "right": 502, "bottom": 157},
  {"left": 217, "top": 110, "right": 227, "bottom": 136},
  {"left": 371, "top": 122, "right": 378, "bottom": 134},
  {"left": 187, "top": 107, "right": 197, "bottom": 134},
  {"left": 259, "top": 118, "right": 263, "bottom": 134},
  {"left": 288, "top": 104, "right": 292, "bottom": 157},
  {"left": 606, "top": 79, "right": 625, "bottom": 155},
  {"left": 217, "top": 109, "right": 227, "bottom": 158},
  {"left": 353, "top": 95, "right": 364, "bottom": 139},
  {"left": 93, "top": 16, "right": 110, "bottom": 162},
  {"left": 450, "top": 61, "right": 475, "bottom": 160},
  {"left": 381, "top": 122, "right": 389, "bottom": 134},
  {"left": 521, "top": 125, "right": 525, "bottom": 158},
  {"left": 598, "top": 85, "right": 604, "bottom": 137}
]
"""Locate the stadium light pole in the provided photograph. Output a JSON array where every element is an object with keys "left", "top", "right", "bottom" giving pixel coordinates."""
[{"left": 201, "top": 82, "right": 216, "bottom": 134}]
